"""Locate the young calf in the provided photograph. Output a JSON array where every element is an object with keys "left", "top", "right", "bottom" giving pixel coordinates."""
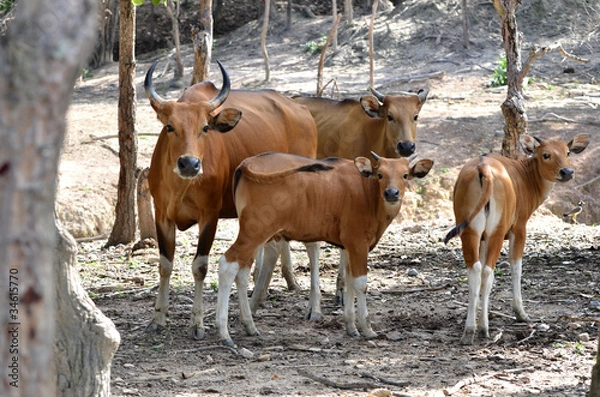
[
  {"left": 216, "top": 152, "right": 434, "bottom": 346},
  {"left": 444, "top": 133, "right": 590, "bottom": 345}
]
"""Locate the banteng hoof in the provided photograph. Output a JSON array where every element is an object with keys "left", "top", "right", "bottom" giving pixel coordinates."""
[
  {"left": 144, "top": 321, "right": 165, "bottom": 334},
  {"left": 189, "top": 326, "right": 205, "bottom": 340}
]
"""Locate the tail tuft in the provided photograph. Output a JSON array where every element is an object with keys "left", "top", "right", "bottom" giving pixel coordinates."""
[{"left": 443, "top": 221, "right": 467, "bottom": 245}]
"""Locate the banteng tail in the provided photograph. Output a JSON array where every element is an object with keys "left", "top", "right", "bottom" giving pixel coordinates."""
[{"left": 443, "top": 158, "right": 494, "bottom": 244}]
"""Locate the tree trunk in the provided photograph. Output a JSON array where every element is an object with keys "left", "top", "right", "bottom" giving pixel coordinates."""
[
  {"left": 107, "top": 0, "right": 138, "bottom": 246},
  {"left": 345, "top": 0, "right": 353, "bottom": 25},
  {"left": 54, "top": 219, "right": 120, "bottom": 396},
  {"left": 494, "top": 0, "right": 527, "bottom": 159},
  {"left": 591, "top": 328, "right": 600, "bottom": 397},
  {"left": 461, "top": 0, "right": 469, "bottom": 49},
  {"left": 261, "top": 0, "right": 271, "bottom": 81},
  {"left": 0, "top": 0, "right": 98, "bottom": 395},
  {"left": 166, "top": 0, "right": 184, "bottom": 82},
  {"left": 137, "top": 168, "right": 156, "bottom": 241},
  {"left": 286, "top": 0, "right": 292, "bottom": 32},
  {"left": 369, "top": 0, "right": 379, "bottom": 88},
  {"left": 332, "top": 0, "right": 338, "bottom": 52},
  {"left": 190, "top": 0, "right": 213, "bottom": 85}
]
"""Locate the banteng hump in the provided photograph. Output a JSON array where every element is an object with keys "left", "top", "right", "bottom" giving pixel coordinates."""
[
  {"left": 144, "top": 60, "right": 317, "bottom": 339},
  {"left": 216, "top": 152, "right": 434, "bottom": 346},
  {"left": 444, "top": 133, "right": 590, "bottom": 345}
]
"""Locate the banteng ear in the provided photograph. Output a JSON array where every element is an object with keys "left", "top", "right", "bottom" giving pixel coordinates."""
[
  {"left": 519, "top": 134, "right": 539, "bottom": 155},
  {"left": 211, "top": 108, "right": 242, "bottom": 133},
  {"left": 417, "top": 88, "right": 429, "bottom": 104},
  {"left": 409, "top": 159, "right": 434, "bottom": 179},
  {"left": 354, "top": 156, "right": 374, "bottom": 178},
  {"left": 568, "top": 133, "right": 590, "bottom": 154},
  {"left": 360, "top": 95, "right": 383, "bottom": 119}
]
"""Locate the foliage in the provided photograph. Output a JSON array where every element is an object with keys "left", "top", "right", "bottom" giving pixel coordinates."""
[
  {"left": 0, "top": 0, "right": 16, "bottom": 18},
  {"left": 131, "top": 0, "right": 167, "bottom": 6},
  {"left": 303, "top": 35, "right": 327, "bottom": 54},
  {"left": 491, "top": 55, "right": 507, "bottom": 87}
]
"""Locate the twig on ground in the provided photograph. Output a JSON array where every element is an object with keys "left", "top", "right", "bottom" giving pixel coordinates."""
[
  {"left": 95, "top": 285, "right": 159, "bottom": 299},
  {"left": 574, "top": 174, "right": 600, "bottom": 189},
  {"left": 84, "top": 132, "right": 160, "bottom": 142},
  {"left": 297, "top": 369, "right": 377, "bottom": 390},
  {"left": 443, "top": 367, "right": 535, "bottom": 395},
  {"left": 357, "top": 371, "right": 410, "bottom": 387},
  {"left": 75, "top": 233, "right": 110, "bottom": 243},
  {"left": 381, "top": 283, "right": 451, "bottom": 294}
]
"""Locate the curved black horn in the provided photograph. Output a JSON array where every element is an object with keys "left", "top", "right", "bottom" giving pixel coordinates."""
[
  {"left": 208, "top": 60, "right": 231, "bottom": 111},
  {"left": 370, "top": 151, "right": 381, "bottom": 162},
  {"left": 369, "top": 86, "right": 385, "bottom": 102},
  {"left": 144, "top": 60, "right": 165, "bottom": 104}
]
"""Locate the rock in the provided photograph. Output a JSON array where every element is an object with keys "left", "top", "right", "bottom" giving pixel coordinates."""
[
  {"left": 239, "top": 347, "right": 254, "bottom": 359},
  {"left": 578, "top": 333, "right": 590, "bottom": 342},
  {"left": 408, "top": 269, "right": 419, "bottom": 277}
]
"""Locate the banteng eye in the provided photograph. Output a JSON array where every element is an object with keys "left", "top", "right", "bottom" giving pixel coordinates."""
[
  {"left": 543, "top": 153, "right": 551, "bottom": 160},
  {"left": 387, "top": 115, "right": 393, "bottom": 122},
  {"left": 377, "top": 173, "right": 383, "bottom": 179},
  {"left": 166, "top": 124, "right": 174, "bottom": 133},
  {"left": 203, "top": 125, "right": 210, "bottom": 133},
  {"left": 413, "top": 115, "right": 419, "bottom": 121},
  {"left": 403, "top": 173, "right": 409, "bottom": 179},
  {"left": 567, "top": 151, "right": 571, "bottom": 157}
]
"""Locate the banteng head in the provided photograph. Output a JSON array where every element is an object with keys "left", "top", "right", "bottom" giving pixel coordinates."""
[
  {"left": 360, "top": 88, "right": 429, "bottom": 157},
  {"left": 354, "top": 151, "right": 434, "bottom": 208},
  {"left": 520, "top": 133, "right": 590, "bottom": 183},
  {"left": 145, "top": 60, "right": 242, "bottom": 179}
]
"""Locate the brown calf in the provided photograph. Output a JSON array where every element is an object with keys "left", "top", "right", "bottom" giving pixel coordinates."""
[
  {"left": 252, "top": 88, "right": 429, "bottom": 318},
  {"left": 145, "top": 61, "right": 317, "bottom": 338},
  {"left": 216, "top": 152, "right": 433, "bottom": 346},
  {"left": 444, "top": 133, "right": 590, "bottom": 345}
]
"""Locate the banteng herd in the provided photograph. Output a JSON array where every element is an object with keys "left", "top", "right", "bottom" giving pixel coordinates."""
[{"left": 143, "top": 60, "right": 590, "bottom": 346}]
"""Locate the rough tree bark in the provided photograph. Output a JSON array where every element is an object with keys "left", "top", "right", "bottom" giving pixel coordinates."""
[
  {"left": 493, "top": 0, "right": 527, "bottom": 159},
  {"left": 166, "top": 0, "right": 184, "bottom": 82},
  {"left": 190, "top": 0, "right": 213, "bottom": 85},
  {"left": 591, "top": 329, "right": 600, "bottom": 397},
  {"left": 261, "top": 0, "right": 271, "bottom": 81},
  {"left": 368, "top": 0, "right": 379, "bottom": 88},
  {"left": 345, "top": 0, "right": 353, "bottom": 25},
  {"left": 462, "top": 0, "right": 469, "bottom": 49},
  {"left": 0, "top": 0, "right": 107, "bottom": 395},
  {"left": 107, "top": 0, "right": 138, "bottom": 246},
  {"left": 54, "top": 219, "right": 120, "bottom": 395},
  {"left": 332, "top": 0, "right": 338, "bottom": 51}
]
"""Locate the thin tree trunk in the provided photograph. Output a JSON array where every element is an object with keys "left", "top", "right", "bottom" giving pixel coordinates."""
[
  {"left": 345, "top": 0, "right": 353, "bottom": 25},
  {"left": 591, "top": 328, "right": 600, "bottom": 396},
  {"left": 332, "top": 0, "right": 338, "bottom": 52},
  {"left": 190, "top": 0, "right": 213, "bottom": 85},
  {"left": 317, "top": 13, "right": 342, "bottom": 97},
  {"left": 137, "top": 168, "right": 156, "bottom": 241},
  {"left": 0, "top": 0, "right": 98, "bottom": 395},
  {"left": 493, "top": 0, "right": 527, "bottom": 159},
  {"left": 107, "top": 0, "right": 138, "bottom": 246},
  {"left": 54, "top": 219, "right": 120, "bottom": 396},
  {"left": 369, "top": 0, "right": 379, "bottom": 88},
  {"left": 166, "top": 0, "right": 183, "bottom": 81},
  {"left": 261, "top": 0, "right": 271, "bottom": 81},
  {"left": 286, "top": 0, "right": 292, "bottom": 31},
  {"left": 461, "top": 0, "right": 469, "bottom": 49}
]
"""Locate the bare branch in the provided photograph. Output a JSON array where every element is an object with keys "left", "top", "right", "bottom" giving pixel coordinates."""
[
  {"left": 520, "top": 42, "right": 590, "bottom": 81},
  {"left": 317, "top": 13, "right": 342, "bottom": 97}
]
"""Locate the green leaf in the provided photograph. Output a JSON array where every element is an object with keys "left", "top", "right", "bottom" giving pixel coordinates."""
[{"left": 131, "top": 0, "right": 145, "bottom": 6}]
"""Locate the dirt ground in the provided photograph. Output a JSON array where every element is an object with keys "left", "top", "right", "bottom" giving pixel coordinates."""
[{"left": 61, "top": 1, "right": 600, "bottom": 396}]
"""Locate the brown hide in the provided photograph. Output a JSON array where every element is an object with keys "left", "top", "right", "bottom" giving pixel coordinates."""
[
  {"left": 293, "top": 89, "right": 428, "bottom": 159},
  {"left": 145, "top": 61, "right": 317, "bottom": 337},
  {"left": 228, "top": 153, "right": 434, "bottom": 277}
]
